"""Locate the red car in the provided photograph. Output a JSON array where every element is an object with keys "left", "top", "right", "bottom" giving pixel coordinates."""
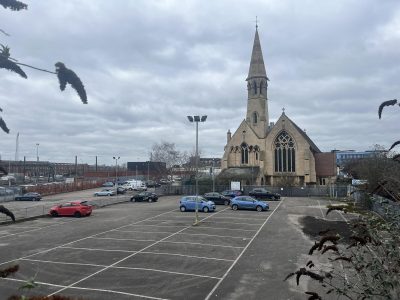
[{"left": 49, "top": 200, "right": 92, "bottom": 218}]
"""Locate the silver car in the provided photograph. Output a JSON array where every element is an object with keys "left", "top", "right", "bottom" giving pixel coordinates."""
[{"left": 94, "top": 189, "right": 115, "bottom": 196}]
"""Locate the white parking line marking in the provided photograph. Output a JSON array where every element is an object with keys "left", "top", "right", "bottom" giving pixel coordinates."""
[
  {"left": 127, "top": 224, "right": 186, "bottom": 228},
  {"left": 20, "top": 257, "right": 222, "bottom": 280},
  {"left": 21, "top": 258, "right": 106, "bottom": 268},
  {"left": 114, "top": 230, "right": 173, "bottom": 234},
  {"left": 90, "top": 237, "right": 156, "bottom": 242},
  {"left": 191, "top": 226, "right": 257, "bottom": 232},
  {"left": 199, "top": 220, "right": 264, "bottom": 226},
  {"left": 60, "top": 246, "right": 136, "bottom": 253},
  {"left": 205, "top": 216, "right": 267, "bottom": 221},
  {"left": 150, "top": 219, "right": 263, "bottom": 226},
  {"left": 1, "top": 277, "right": 168, "bottom": 300},
  {"left": 0, "top": 208, "right": 178, "bottom": 266},
  {"left": 0, "top": 218, "right": 81, "bottom": 239},
  {"left": 204, "top": 199, "right": 283, "bottom": 300},
  {"left": 160, "top": 241, "right": 244, "bottom": 249},
  {"left": 140, "top": 251, "right": 235, "bottom": 262},
  {"left": 178, "top": 232, "right": 249, "bottom": 239},
  {"left": 114, "top": 266, "right": 221, "bottom": 280},
  {"left": 47, "top": 207, "right": 230, "bottom": 297}
]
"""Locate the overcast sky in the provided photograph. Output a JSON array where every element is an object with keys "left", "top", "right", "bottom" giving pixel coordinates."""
[{"left": 1, "top": 0, "right": 399, "bottom": 165}]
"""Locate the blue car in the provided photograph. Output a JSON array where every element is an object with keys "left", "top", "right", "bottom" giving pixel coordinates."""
[
  {"left": 230, "top": 196, "right": 269, "bottom": 212},
  {"left": 179, "top": 196, "right": 216, "bottom": 213}
]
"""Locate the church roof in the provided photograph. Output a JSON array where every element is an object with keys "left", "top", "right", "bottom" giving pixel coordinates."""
[
  {"left": 246, "top": 28, "right": 268, "bottom": 81},
  {"left": 275, "top": 112, "right": 321, "bottom": 153}
]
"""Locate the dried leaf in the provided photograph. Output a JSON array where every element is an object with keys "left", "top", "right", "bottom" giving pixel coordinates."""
[
  {"left": 0, "top": 0, "right": 27, "bottom": 11},
  {"left": 378, "top": 99, "right": 397, "bottom": 119},
  {"left": 0, "top": 117, "right": 10, "bottom": 133},
  {"left": 0, "top": 205, "right": 15, "bottom": 221},
  {"left": 55, "top": 62, "right": 87, "bottom": 104}
]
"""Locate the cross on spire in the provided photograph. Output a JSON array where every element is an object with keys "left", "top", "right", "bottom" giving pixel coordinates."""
[
  {"left": 282, "top": 107, "right": 285, "bottom": 114},
  {"left": 255, "top": 16, "right": 258, "bottom": 29}
]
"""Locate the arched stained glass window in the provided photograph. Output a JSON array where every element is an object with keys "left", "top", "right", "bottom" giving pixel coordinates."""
[
  {"left": 274, "top": 131, "right": 295, "bottom": 172},
  {"left": 241, "top": 143, "right": 249, "bottom": 164}
]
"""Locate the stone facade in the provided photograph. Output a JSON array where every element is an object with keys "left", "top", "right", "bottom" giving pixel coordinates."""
[{"left": 220, "top": 28, "right": 335, "bottom": 186}]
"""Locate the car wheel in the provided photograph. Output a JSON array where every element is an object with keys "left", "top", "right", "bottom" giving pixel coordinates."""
[
  {"left": 203, "top": 206, "right": 209, "bottom": 213},
  {"left": 180, "top": 206, "right": 186, "bottom": 212},
  {"left": 86, "top": 213, "right": 91, "bottom": 216},
  {"left": 232, "top": 204, "right": 238, "bottom": 210},
  {"left": 148, "top": 198, "right": 153, "bottom": 203},
  {"left": 50, "top": 211, "right": 58, "bottom": 217},
  {"left": 224, "top": 200, "right": 229, "bottom": 206},
  {"left": 74, "top": 211, "right": 81, "bottom": 218},
  {"left": 256, "top": 205, "right": 262, "bottom": 212}
]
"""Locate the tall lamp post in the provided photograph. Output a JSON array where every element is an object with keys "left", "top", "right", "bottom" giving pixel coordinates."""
[
  {"left": 36, "top": 143, "right": 39, "bottom": 162},
  {"left": 113, "top": 156, "right": 120, "bottom": 194},
  {"left": 187, "top": 115, "right": 207, "bottom": 226}
]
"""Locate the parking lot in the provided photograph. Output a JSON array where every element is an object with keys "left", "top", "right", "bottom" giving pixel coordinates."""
[{"left": 0, "top": 196, "right": 355, "bottom": 299}]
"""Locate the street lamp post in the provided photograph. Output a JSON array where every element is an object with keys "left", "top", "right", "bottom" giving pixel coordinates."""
[
  {"left": 187, "top": 115, "right": 207, "bottom": 226},
  {"left": 113, "top": 156, "right": 120, "bottom": 194},
  {"left": 212, "top": 158, "right": 215, "bottom": 192},
  {"left": 36, "top": 143, "right": 39, "bottom": 162}
]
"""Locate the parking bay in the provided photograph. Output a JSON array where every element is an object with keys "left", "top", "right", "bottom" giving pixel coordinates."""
[{"left": 0, "top": 196, "right": 351, "bottom": 299}]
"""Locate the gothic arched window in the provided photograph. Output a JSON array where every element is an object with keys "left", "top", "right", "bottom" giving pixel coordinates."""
[
  {"left": 252, "top": 112, "right": 258, "bottom": 124},
  {"left": 253, "top": 81, "right": 257, "bottom": 95},
  {"left": 259, "top": 81, "right": 263, "bottom": 95},
  {"left": 274, "top": 131, "right": 296, "bottom": 172},
  {"left": 241, "top": 143, "right": 249, "bottom": 164}
]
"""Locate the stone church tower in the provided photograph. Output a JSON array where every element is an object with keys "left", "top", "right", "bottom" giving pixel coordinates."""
[
  {"left": 220, "top": 27, "right": 336, "bottom": 187},
  {"left": 246, "top": 27, "right": 269, "bottom": 138}
]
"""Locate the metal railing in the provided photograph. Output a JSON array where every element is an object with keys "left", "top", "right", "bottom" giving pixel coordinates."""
[{"left": 0, "top": 195, "right": 131, "bottom": 224}]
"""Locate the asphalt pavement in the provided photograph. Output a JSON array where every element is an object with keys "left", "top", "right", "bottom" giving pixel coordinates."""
[{"left": 0, "top": 195, "right": 356, "bottom": 299}]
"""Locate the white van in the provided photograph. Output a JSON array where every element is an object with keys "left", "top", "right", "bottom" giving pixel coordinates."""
[{"left": 122, "top": 180, "right": 147, "bottom": 191}]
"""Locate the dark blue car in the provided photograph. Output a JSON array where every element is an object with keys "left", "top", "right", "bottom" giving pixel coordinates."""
[
  {"left": 179, "top": 196, "right": 216, "bottom": 213},
  {"left": 230, "top": 196, "right": 269, "bottom": 212}
]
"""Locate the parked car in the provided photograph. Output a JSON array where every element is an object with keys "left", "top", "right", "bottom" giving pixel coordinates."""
[
  {"left": 230, "top": 196, "right": 269, "bottom": 212},
  {"left": 179, "top": 196, "right": 216, "bottom": 212},
  {"left": 102, "top": 182, "right": 114, "bottom": 187},
  {"left": 221, "top": 190, "right": 243, "bottom": 198},
  {"left": 203, "top": 192, "right": 231, "bottom": 205},
  {"left": 15, "top": 192, "right": 42, "bottom": 201},
  {"left": 117, "top": 187, "right": 126, "bottom": 194},
  {"left": 145, "top": 180, "right": 161, "bottom": 188},
  {"left": 49, "top": 200, "right": 92, "bottom": 217},
  {"left": 94, "top": 189, "right": 115, "bottom": 196},
  {"left": 249, "top": 188, "right": 281, "bottom": 200},
  {"left": 131, "top": 191, "right": 158, "bottom": 202},
  {"left": 122, "top": 180, "right": 147, "bottom": 191}
]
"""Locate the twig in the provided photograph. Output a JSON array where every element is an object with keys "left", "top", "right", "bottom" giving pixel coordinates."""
[
  {"left": 15, "top": 62, "right": 56, "bottom": 74},
  {"left": 0, "top": 29, "right": 10, "bottom": 36}
]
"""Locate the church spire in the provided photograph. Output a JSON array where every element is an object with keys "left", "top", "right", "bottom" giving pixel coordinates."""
[
  {"left": 246, "top": 27, "right": 268, "bottom": 81},
  {"left": 245, "top": 27, "right": 269, "bottom": 138}
]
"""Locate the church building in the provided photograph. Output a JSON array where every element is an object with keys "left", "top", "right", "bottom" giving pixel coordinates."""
[{"left": 220, "top": 28, "right": 336, "bottom": 187}]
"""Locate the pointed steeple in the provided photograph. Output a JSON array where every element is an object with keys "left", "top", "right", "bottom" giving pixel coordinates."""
[{"left": 246, "top": 28, "right": 268, "bottom": 81}]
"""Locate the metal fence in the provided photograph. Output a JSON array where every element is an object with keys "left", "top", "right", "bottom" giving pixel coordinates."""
[
  {"left": 0, "top": 187, "right": 22, "bottom": 203},
  {"left": 0, "top": 195, "right": 131, "bottom": 223},
  {"left": 156, "top": 184, "right": 350, "bottom": 198}
]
